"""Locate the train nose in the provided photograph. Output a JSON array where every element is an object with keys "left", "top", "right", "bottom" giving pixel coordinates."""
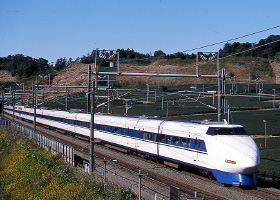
[{"left": 239, "top": 155, "right": 259, "bottom": 174}]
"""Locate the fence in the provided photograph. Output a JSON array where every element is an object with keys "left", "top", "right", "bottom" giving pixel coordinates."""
[
  {"left": 0, "top": 117, "right": 74, "bottom": 166},
  {"left": 0, "top": 117, "right": 199, "bottom": 199},
  {"left": 257, "top": 170, "right": 280, "bottom": 187},
  {"left": 0, "top": 117, "right": 11, "bottom": 129}
]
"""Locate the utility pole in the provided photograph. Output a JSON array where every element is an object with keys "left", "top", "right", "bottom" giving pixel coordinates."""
[{"left": 89, "top": 79, "right": 95, "bottom": 175}]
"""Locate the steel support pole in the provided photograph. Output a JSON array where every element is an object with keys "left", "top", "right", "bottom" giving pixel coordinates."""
[
  {"left": 12, "top": 87, "right": 15, "bottom": 121},
  {"left": 89, "top": 79, "right": 95, "bottom": 175},
  {"left": 2, "top": 91, "right": 4, "bottom": 118},
  {"left": 222, "top": 68, "right": 226, "bottom": 114},
  {"left": 107, "top": 89, "right": 110, "bottom": 113},
  {"left": 33, "top": 83, "right": 37, "bottom": 132},
  {"left": 117, "top": 50, "right": 120, "bottom": 75},
  {"left": 138, "top": 170, "right": 142, "bottom": 200},
  {"left": 196, "top": 53, "right": 199, "bottom": 76},
  {"left": 103, "top": 158, "right": 107, "bottom": 191},
  {"left": 217, "top": 53, "right": 222, "bottom": 121},
  {"left": 87, "top": 64, "right": 91, "bottom": 113},
  {"left": 263, "top": 120, "right": 267, "bottom": 148},
  {"left": 94, "top": 48, "right": 98, "bottom": 87},
  {"left": 136, "top": 170, "right": 146, "bottom": 200},
  {"left": 146, "top": 84, "right": 149, "bottom": 103},
  {"left": 65, "top": 88, "right": 68, "bottom": 111},
  {"left": 272, "top": 89, "right": 275, "bottom": 110}
]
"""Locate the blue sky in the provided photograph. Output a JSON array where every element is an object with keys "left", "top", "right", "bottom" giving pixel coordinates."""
[{"left": 1, "top": 0, "right": 279, "bottom": 64}]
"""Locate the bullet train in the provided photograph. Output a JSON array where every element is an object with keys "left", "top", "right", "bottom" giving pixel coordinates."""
[{"left": 4, "top": 105, "right": 260, "bottom": 186}]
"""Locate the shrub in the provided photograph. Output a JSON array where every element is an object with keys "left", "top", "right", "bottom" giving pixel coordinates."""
[{"left": 0, "top": 128, "right": 135, "bottom": 199}]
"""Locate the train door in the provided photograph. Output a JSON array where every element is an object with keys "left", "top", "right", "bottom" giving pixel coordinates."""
[
  {"left": 193, "top": 137, "right": 201, "bottom": 162},
  {"left": 134, "top": 129, "right": 140, "bottom": 150},
  {"left": 157, "top": 121, "right": 166, "bottom": 157}
]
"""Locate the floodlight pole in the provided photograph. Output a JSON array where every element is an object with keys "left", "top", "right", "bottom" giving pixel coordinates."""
[{"left": 136, "top": 170, "right": 147, "bottom": 200}]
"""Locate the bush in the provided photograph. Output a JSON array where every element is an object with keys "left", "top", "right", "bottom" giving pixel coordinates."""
[{"left": 0, "top": 128, "right": 135, "bottom": 199}]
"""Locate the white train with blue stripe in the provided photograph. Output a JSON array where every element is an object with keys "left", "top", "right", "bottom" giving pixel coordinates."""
[{"left": 4, "top": 105, "right": 260, "bottom": 186}]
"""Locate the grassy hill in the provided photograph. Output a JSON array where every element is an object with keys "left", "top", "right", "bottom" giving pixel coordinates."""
[{"left": 39, "top": 57, "right": 279, "bottom": 89}]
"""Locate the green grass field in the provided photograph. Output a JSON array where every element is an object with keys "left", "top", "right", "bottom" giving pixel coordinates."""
[{"left": 254, "top": 137, "right": 280, "bottom": 181}]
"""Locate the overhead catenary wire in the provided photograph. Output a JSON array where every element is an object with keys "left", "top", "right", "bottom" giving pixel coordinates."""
[
  {"left": 182, "top": 24, "right": 280, "bottom": 52},
  {"left": 114, "top": 37, "right": 280, "bottom": 84},
  {"left": 168, "top": 38, "right": 280, "bottom": 74}
]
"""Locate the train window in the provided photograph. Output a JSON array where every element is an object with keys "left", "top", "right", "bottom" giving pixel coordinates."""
[
  {"left": 86, "top": 122, "right": 90, "bottom": 128},
  {"left": 142, "top": 132, "right": 147, "bottom": 139},
  {"left": 198, "top": 140, "right": 201, "bottom": 150},
  {"left": 115, "top": 127, "right": 119, "bottom": 134},
  {"left": 153, "top": 133, "right": 158, "bottom": 142},
  {"left": 173, "top": 137, "right": 179, "bottom": 146},
  {"left": 199, "top": 140, "right": 207, "bottom": 152},
  {"left": 166, "top": 136, "right": 172, "bottom": 144},
  {"left": 159, "top": 134, "right": 165, "bottom": 143},
  {"left": 195, "top": 138, "right": 197, "bottom": 146},
  {"left": 180, "top": 138, "right": 186, "bottom": 147},
  {"left": 187, "top": 139, "right": 191, "bottom": 148},
  {"left": 147, "top": 132, "right": 152, "bottom": 140},
  {"left": 207, "top": 127, "right": 248, "bottom": 135}
]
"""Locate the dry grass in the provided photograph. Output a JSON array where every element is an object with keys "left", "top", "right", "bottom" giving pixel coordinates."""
[
  {"left": 0, "top": 70, "right": 16, "bottom": 82},
  {"left": 42, "top": 59, "right": 278, "bottom": 93}
]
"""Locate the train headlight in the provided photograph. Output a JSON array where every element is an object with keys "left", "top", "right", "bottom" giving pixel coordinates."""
[{"left": 225, "top": 159, "right": 236, "bottom": 164}]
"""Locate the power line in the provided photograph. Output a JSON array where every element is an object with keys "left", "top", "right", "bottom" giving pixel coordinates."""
[
  {"left": 116, "top": 38, "right": 280, "bottom": 82},
  {"left": 170, "top": 38, "right": 280, "bottom": 74},
  {"left": 182, "top": 25, "right": 280, "bottom": 52}
]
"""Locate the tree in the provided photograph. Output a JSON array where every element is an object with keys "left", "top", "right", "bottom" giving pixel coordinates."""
[
  {"left": 54, "top": 57, "right": 68, "bottom": 71},
  {"left": 0, "top": 54, "right": 50, "bottom": 78},
  {"left": 154, "top": 50, "right": 166, "bottom": 57}
]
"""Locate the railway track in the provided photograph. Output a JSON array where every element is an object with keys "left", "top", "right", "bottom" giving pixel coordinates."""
[{"left": 4, "top": 114, "right": 280, "bottom": 199}]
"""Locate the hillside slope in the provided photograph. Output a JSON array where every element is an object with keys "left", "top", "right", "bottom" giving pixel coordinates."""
[{"left": 50, "top": 59, "right": 279, "bottom": 89}]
